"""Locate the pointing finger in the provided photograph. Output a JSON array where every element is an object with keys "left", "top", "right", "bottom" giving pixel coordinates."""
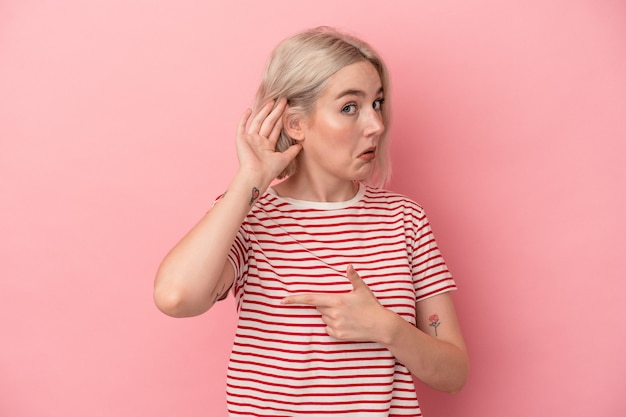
[{"left": 281, "top": 293, "right": 335, "bottom": 307}]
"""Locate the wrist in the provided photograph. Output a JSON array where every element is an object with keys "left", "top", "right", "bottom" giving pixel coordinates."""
[
  {"left": 233, "top": 168, "right": 274, "bottom": 194},
  {"left": 218, "top": 173, "right": 268, "bottom": 211},
  {"left": 376, "top": 307, "right": 405, "bottom": 346}
]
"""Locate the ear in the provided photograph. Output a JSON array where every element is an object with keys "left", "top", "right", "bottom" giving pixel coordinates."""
[{"left": 282, "top": 111, "right": 306, "bottom": 142}]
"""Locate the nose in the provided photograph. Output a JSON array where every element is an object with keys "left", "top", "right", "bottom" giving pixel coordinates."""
[{"left": 364, "top": 108, "right": 385, "bottom": 137}]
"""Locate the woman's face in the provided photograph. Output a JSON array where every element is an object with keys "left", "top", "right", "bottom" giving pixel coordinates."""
[{"left": 297, "top": 60, "right": 385, "bottom": 184}]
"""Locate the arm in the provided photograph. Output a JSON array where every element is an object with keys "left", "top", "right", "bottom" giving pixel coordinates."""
[
  {"left": 153, "top": 173, "right": 259, "bottom": 318},
  {"left": 154, "top": 99, "right": 302, "bottom": 317},
  {"left": 282, "top": 266, "right": 468, "bottom": 393},
  {"left": 381, "top": 292, "right": 468, "bottom": 393}
]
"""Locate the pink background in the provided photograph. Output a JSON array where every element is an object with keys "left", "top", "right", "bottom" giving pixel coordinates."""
[{"left": 2, "top": 1, "right": 625, "bottom": 416}]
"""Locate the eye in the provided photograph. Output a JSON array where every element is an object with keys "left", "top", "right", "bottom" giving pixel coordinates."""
[
  {"left": 373, "top": 98, "right": 385, "bottom": 111},
  {"left": 341, "top": 103, "right": 357, "bottom": 114}
]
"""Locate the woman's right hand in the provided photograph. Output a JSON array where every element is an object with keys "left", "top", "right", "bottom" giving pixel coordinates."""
[
  {"left": 235, "top": 98, "right": 302, "bottom": 188},
  {"left": 155, "top": 100, "right": 301, "bottom": 318}
]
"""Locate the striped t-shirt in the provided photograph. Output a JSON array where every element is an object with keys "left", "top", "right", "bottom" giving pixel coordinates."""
[{"left": 225, "top": 183, "right": 456, "bottom": 416}]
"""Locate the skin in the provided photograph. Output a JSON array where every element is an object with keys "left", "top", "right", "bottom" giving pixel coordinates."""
[{"left": 154, "top": 60, "right": 468, "bottom": 394}]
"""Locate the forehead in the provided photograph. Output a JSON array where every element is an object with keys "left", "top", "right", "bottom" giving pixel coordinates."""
[{"left": 321, "top": 61, "right": 383, "bottom": 99}]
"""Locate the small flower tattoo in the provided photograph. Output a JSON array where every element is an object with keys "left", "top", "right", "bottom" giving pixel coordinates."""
[{"left": 429, "top": 314, "right": 441, "bottom": 336}]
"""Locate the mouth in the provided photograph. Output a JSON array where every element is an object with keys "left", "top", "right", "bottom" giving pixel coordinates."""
[{"left": 358, "top": 147, "right": 377, "bottom": 160}]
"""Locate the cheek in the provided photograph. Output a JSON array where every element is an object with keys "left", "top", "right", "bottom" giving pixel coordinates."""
[{"left": 319, "top": 118, "right": 355, "bottom": 141}]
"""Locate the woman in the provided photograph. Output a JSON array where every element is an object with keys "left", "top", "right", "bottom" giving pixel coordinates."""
[{"left": 155, "top": 26, "right": 468, "bottom": 416}]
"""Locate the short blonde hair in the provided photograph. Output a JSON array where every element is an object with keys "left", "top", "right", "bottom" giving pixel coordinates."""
[{"left": 254, "top": 26, "right": 392, "bottom": 187}]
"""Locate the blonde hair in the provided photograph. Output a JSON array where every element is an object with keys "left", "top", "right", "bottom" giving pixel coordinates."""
[{"left": 254, "top": 26, "right": 392, "bottom": 187}]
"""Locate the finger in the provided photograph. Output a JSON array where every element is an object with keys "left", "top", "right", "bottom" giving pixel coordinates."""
[
  {"left": 324, "top": 325, "right": 338, "bottom": 339},
  {"left": 259, "top": 98, "right": 287, "bottom": 139},
  {"left": 237, "top": 108, "right": 252, "bottom": 136},
  {"left": 281, "top": 142, "right": 302, "bottom": 160},
  {"left": 281, "top": 293, "right": 334, "bottom": 307},
  {"left": 267, "top": 111, "right": 284, "bottom": 145},
  {"left": 318, "top": 312, "right": 332, "bottom": 325},
  {"left": 248, "top": 100, "right": 275, "bottom": 135},
  {"left": 346, "top": 265, "right": 366, "bottom": 290}
]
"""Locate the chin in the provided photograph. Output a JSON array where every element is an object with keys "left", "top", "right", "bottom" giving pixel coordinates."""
[{"left": 354, "top": 166, "right": 375, "bottom": 181}]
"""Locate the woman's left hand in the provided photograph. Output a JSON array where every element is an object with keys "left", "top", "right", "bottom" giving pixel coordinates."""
[{"left": 281, "top": 265, "right": 393, "bottom": 343}]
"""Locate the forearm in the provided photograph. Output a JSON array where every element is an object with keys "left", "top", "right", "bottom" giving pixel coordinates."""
[
  {"left": 379, "top": 309, "right": 469, "bottom": 393},
  {"left": 154, "top": 170, "right": 267, "bottom": 317}
]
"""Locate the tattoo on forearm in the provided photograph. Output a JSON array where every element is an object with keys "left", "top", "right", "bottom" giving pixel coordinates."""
[
  {"left": 249, "top": 187, "right": 260, "bottom": 206},
  {"left": 429, "top": 314, "right": 441, "bottom": 336}
]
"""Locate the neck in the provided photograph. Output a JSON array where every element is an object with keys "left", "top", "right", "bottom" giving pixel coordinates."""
[{"left": 273, "top": 173, "right": 360, "bottom": 202}]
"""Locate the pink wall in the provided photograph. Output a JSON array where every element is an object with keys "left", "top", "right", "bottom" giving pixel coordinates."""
[{"left": 2, "top": 1, "right": 625, "bottom": 416}]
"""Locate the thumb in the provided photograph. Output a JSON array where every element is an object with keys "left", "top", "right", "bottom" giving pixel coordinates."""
[
  {"left": 346, "top": 264, "right": 366, "bottom": 290},
  {"left": 282, "top": 142, "right": 302, "bottom": 160}
]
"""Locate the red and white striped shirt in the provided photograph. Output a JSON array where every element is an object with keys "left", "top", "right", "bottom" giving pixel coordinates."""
[{"left": 226, "top": 184, "right": 456, "bottom": 416}]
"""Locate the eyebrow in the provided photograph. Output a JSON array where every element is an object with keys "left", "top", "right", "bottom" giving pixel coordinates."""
[{"left": 335, "top": 86, "right": 384, "bottom": 100}]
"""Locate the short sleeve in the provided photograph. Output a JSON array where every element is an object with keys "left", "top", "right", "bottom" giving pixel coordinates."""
[
  {"left": 213, "top": 193, "right": 250, "bottom": 302},
  {"left": 227, "top": 225, "right": 249, "bottom": 301},
  {"left": 411, "top": 209, "right": 457, "bottom": 301}
]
